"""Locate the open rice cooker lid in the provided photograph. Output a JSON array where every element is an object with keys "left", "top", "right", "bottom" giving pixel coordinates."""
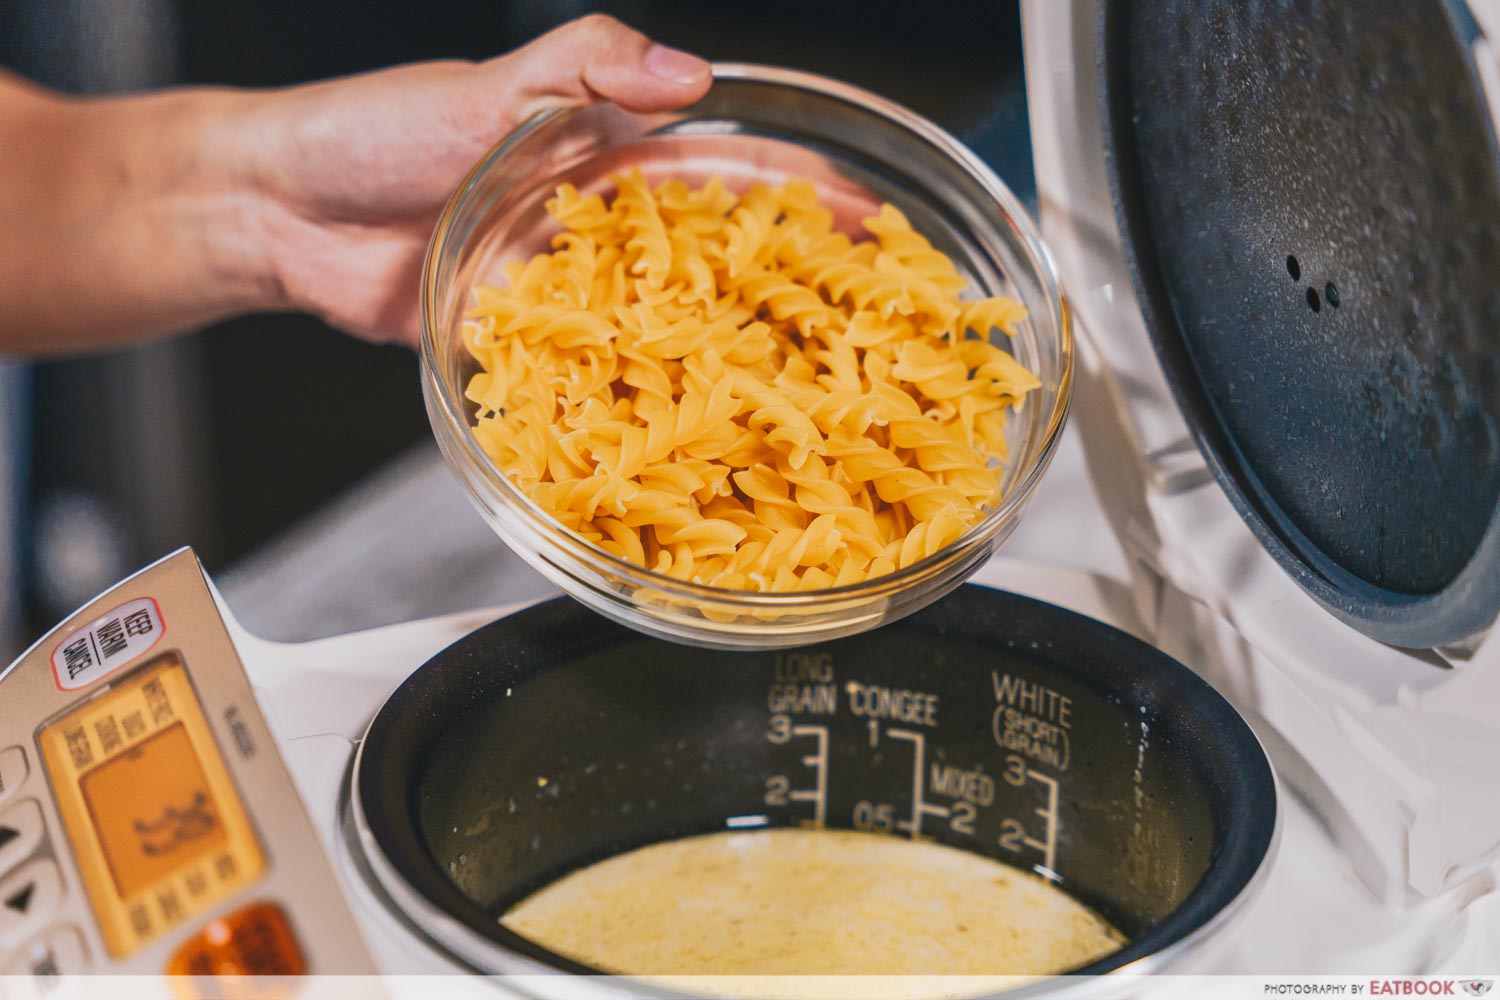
[{"left": 1095, "top": 0, "right": 1500, "bottom": 648}]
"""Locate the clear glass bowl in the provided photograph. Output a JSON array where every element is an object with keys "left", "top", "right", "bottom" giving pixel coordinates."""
[{"left": 421, "top": 64, "right": 1073, "bottom": 649}]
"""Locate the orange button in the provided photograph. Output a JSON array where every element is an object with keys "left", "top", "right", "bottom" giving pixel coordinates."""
[{"left": 168, "top": 902, "right": 307, "bottom": 977}]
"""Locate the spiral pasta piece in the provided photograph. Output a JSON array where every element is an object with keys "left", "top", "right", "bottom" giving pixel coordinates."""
[{"left": 460, "top": 173, "right": 1038, "bottom": 592}]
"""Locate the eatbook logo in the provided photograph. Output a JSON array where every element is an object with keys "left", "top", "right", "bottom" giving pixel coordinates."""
[{"left": 1462, "top": 983, "right": 1493, "bottom": 997}]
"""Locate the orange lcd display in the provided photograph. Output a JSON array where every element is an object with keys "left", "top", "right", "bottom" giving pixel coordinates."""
[
  {"left": 80, "top": 722, "right": 229, "bottom": 900},
  {"left": 38, "top": 654, "right": 265, "bottom": 958}
]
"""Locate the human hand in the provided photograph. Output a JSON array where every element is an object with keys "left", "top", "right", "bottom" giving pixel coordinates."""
[{"left": 232, "top": 15, "right": 711, "bottom": 345}]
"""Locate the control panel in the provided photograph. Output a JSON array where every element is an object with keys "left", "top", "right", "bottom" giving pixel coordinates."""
[{"left": 0, "top": 548, "right": 376, "bottom": 989}]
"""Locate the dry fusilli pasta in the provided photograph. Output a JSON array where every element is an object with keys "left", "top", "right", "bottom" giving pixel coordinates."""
[{"left": 462, "top": 170, "right": 1039, "bottom": 592}]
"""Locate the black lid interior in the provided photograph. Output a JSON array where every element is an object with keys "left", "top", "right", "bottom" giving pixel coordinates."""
[{"left": 1098, "top": 0, "right": 1500, "bottom": 647}]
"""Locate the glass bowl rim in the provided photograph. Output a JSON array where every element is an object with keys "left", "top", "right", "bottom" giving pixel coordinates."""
[{"left": 419, "top": 62, "right": 1076, "bottom": 609}]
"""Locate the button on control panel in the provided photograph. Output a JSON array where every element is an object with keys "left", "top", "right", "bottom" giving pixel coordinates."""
[
  {"left": 168, "top": 902, "right": 307, "bottom": 976},
  {"left": 4, "top": 925, "right": 90, "bottom": 982},
  {"left": 0, "top": 799, "right": 44, "bottom": 877},
  {"left": 0, "top": 860, "right": 63, "bottom": 948}
]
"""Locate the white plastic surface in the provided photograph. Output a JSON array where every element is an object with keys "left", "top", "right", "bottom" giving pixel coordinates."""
[{"left": 0, "top": 749, "right": 26, "bottom": 810}]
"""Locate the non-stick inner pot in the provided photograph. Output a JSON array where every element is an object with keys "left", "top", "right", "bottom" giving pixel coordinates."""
[{"left": 355, "top": 585, "right": 1275, "bottom": 979}]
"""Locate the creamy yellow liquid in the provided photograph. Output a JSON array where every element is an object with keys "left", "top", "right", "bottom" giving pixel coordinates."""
[{"left": 501, "top": 828, "right": 1125, "bottom": 979}]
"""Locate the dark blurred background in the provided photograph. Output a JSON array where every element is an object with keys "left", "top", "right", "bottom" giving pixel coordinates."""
[{"left": 0, "top": 0, "right": 1031, "bottom": 659}]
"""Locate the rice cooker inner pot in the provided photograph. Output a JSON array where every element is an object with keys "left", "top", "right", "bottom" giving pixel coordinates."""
[{"left": 354, "top": 586, "right": 1276, "bottom": 978}]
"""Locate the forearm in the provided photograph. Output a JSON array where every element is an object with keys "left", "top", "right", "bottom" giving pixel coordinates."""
[
  {"left": 0, "top": 17, "right": 712, "bottom": 353},
  {"left": 0, "top": 73, "right": 283, "bottom": 355}
]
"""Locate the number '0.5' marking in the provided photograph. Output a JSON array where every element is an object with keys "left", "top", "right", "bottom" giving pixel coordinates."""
[{"left": 852, "top": 800, "right": 895, "bottom": 833}]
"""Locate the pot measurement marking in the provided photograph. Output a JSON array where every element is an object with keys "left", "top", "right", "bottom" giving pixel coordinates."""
[
  {"left": 1011, "top": 767, "right": 1059, "bottom": 875},
  {"left": 859, "top": 722, "right": 957, "bottom": 840},
  {"left": 864, "top": 719, "right": 1061, "bottom": 872},
  {"left": 765, "top": 715, "right": 829, "bottom": 827},
  {"left": 886, "top": 728, "right": 951, "bottom": 838},
  {"left": 989, "top": 671, "right": 1068, "bottom": 874}
]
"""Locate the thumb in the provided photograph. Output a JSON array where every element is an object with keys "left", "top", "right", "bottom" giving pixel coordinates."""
[{"left": 491, "top": 14, "right": 712, "bottom": 118}]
